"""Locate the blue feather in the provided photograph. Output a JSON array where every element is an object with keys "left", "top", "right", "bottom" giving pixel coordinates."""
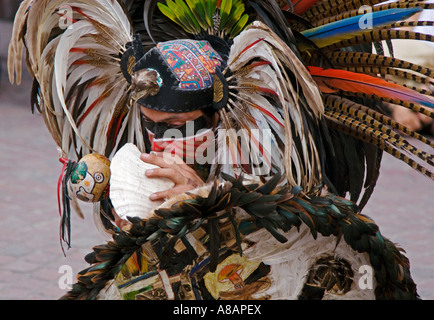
[{"left": 301, "top": 7, "right": 423, "bottom": 48}]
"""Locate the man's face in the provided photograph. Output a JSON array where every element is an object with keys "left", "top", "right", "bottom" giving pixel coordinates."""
[{"left": 139, "top": 106, "right": 218, "bottom": 165}]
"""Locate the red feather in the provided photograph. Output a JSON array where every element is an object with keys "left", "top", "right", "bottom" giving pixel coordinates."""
[
  {"left": 77, "top": 93, "right": 108, "bottom": 126},
  {"left": 250, "top": 61, "right": 273, "bottom": 69},
  {"left": 308, "top": 66, "right": 434, "bottom": 109},
  {"left": 69, "top": 48, "right": 86, "bottom": 53},
  {"left": 237, "top": 38, "right": 265, "bottom": 59},
  {"left": 106, "top": 109, "right": 127, "bottom": 148}
]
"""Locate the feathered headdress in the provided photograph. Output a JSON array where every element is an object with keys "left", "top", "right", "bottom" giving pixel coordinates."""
[{"left": 9, "top": 0, "right": 433, "bottom": 206}]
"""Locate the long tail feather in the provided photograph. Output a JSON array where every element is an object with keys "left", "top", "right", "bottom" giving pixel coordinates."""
[
  {"left": 301, "top": 7, "right": 422, "bottom": 49},
  {"left": 312, "top": 0, "right": 433, "bottom": 27},
  {"left": 324, "top": 95, "right": 434, "bottom": 149},
  {"left": 7, "top": 0, "right": 33, "bottom": 85},
  {"left": 346, "top": 93, "right": 434, "bottom": 119},
  {"left": 325, "top": 110, "right": 434, "bottom": 180},
  {"left": 324, "top": 29, "right": 433, "bottom": 51},
  {"left": 341, "top": 66, "right": 434, "bottom": 89},
  {"left": 324, "top": 95, "right": 434, "bottom": 166},
  {"left": 308, "top": 66, "right": 434, "bottom": 110},
  {"left": 303, "top": 0, "right": 384, "bottom": 24},
  {"left": 325, "top": 51, "right": 434, "bottom": 79}
]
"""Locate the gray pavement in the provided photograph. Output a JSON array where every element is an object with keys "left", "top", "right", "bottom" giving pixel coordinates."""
[
  {"left": 0, "top": 19, "right": 107, "bottom": 299},
  {"left": 0, "top": 19, "right": 433, "bottom": 300},
  {"left": 0, "top": 84, "right": 108, "bottom": 300}
]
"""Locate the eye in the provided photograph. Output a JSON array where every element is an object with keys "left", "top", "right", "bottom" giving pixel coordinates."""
[
  {"left": 168, "top": 122, "right": 186, "bottom": 129},
  {"left": 141, "top": 114, "right": 153, "bottom": 123},
  {"left": 94, "top": 172, "right": 104, "bottom": 183}
]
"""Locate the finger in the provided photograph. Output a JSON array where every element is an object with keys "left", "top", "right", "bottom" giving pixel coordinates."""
[
  {"left": 145, "top": 167, "right": 188, "bottom": 185},
  {"left": 155, "top": 151, "right": 184, "bottom": 162},
  {"left": 140, "top": 152, "right": 179, "bottom": 168},
  {"left": 146, "top": 167, "right": 204, "bottom": 188},
  {"left": 146, "top": 168, "right": 204, "bottom": 188},
  {"left": 153, "top": 151, "right": 198, "bottom": 174},
  {"left": 142, "top": 152, "right": 199, "bottom": 180},
  {"left": 153, "top": 151, "right": 186, "bottom": 165},
  {"left": 417, "top": 113, "right": 432, "bottom": 125},
  {"left": 150, "top": 185, "right": 194, "bottom": 201},
  {"left": 179, "top": 170, "right": 205, "bottom": 188}
]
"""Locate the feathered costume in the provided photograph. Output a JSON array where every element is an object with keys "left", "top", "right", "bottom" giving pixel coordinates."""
[{"left": 8, "top": 0, "right": 434, "bottom": 299}]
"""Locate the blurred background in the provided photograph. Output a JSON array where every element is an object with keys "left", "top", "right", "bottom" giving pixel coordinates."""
[
  {"left": 0, "top": 0, "right": 107, "bottom": 300},
  {"left": 0, "top": 0, "right": 433, "bottom": 300}
]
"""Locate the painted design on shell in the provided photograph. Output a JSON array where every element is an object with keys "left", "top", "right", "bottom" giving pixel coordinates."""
[{"left": 68, "top": 153, "right": 111, "bottom": 202}]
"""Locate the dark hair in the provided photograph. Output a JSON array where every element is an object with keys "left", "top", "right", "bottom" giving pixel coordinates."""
[{"left": 201, "top": 107, "right": 218, "bottom": 129}]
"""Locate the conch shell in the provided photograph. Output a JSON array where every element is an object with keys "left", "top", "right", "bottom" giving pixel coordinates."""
[{"left": 109, "top": 143, "right": 175, "bottom": 220}]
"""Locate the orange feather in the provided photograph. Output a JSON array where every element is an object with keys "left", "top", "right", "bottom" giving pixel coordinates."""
[{"left": 308, "top": 66, "right": 434, "bottom": 109}]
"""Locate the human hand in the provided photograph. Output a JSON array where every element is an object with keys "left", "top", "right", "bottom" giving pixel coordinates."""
[
  {"left": 140, "top": 151, "right": 205, "bottom": 201},
  {"left": 391, "top": 105, "right": 422, "bottom": 132}
]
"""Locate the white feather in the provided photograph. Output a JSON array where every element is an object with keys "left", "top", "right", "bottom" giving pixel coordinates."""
[
  {"left": 54, "top": 21, "right": 97, "bottom": 150},
  {"left": 228, "top": 22, "right": 326, "bottom": 190}
]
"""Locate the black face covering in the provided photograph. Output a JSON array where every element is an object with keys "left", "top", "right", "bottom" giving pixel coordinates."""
[{"left": 142, "top": 115, "right": 210, "bottom": 139}]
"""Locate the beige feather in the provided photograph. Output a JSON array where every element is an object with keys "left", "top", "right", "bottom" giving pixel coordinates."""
[
  {"left": 227, "top": 21, "right": 324, "bottom": 191},
  {"left": 7, "top": 0, "right": 33, "bottom": 85}
]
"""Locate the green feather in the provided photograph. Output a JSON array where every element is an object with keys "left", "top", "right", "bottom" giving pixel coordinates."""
[
  {"left": 277, "top": 204, "right": 302, "bottom": 226},
  {"left": 164, "top": 0, "right": 196, "bottom": 33},
  {"left": 186, "top": 0, "right": 208, "bottom": 29},
  {"left": 225, "top": 4, "right": 245, "bottom": 30},
  {"left": 146, "top": 229, "right": 165, "bottom": 241},
  {"left": 256, "top": 172, "right": 281, "bottom": 194},
  {"left": 260, "top": 218, "right": 288, "bottom": 243},
  {"left": 175, "top": 0, "right": 201, "bottom": 32},
  {"left": 157, "top": 3, "right": 179, "bottom": 24},
  {"left": 220, "top": 0, "right": 233, "bottom": 30},
  {"left": 88, "top": 261, "right": 111, "bottom": 272},
  {"left": 230, "top": 13, "right": 249, "bottom": 38},
  {"left": 206, "top": 0, "right": 217, "bottom": 28}
]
